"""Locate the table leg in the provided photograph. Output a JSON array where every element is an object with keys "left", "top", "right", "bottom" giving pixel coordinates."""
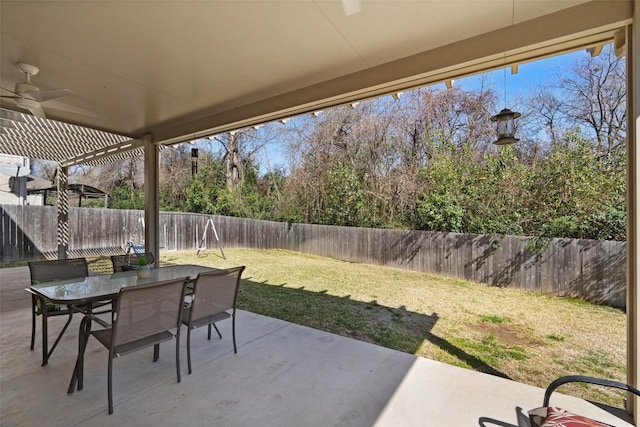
[{"left": 67, "top": 305, "right": 93, "bottom": 394}]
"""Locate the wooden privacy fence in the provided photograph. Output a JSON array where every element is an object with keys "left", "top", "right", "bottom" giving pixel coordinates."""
[
  {"left": 0, "top": 205, "right": 627, "bottom": 308},
  {"left": 288, "top": 224, "right": 626, "bottom": 308}
]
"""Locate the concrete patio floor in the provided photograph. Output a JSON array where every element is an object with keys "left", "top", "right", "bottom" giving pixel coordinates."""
[{"left": 0, "top": 266, "right": 633, "bottom": 426}]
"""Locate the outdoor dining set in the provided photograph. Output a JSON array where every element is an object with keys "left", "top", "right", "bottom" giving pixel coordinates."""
[{"left": 26, "top": 254, "right": 245, "bottom": 414}]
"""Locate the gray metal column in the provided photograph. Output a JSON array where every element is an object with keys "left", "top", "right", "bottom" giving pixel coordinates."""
[
  {"left": 143, "top": 134, "right": 160, "bottom": 261},
  {"left": 56, "top": 164, "right": 69, "bottom": 260},
  {"left": 627, "top": 8, "right": 639, "bottom": 421}
]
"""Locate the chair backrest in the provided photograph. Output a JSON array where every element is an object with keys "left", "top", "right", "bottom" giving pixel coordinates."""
[
  {"left": 111, "top": 277, "right": 187, "bottom": 349},
  {"left": 28, "top": 258, "right": 89, "bottom": 284},
  {"left": 189, "top": 266, "right": 245, "bottom": 323},
  {"left": 111, "top": 252, "right": 155, "bottom": 272}
]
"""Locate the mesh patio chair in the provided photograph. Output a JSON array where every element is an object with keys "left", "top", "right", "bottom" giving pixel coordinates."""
[
  {"left": 88, "top": 277, "right": 188, "bottom": 414},
  {"left": 528, "top": 375, "right": 640, "bottom": 427},
  {"left": 26, "top": 258, "right": 99, "bottom": 366},
  {"left": 110, "top": 252, "right": 155, "bottom": 273},
  {"left": 181, "top": 266, "right": 245, "bottom": 374}
]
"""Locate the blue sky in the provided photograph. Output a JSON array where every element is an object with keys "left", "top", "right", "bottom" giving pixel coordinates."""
[
  {"left": 456, "top": 50, "right": 584, "bottom": 103},
  {"left": 248, "top": 49, "right": 590, "bottom": 174}
]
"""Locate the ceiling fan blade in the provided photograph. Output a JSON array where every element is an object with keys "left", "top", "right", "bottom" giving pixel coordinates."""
[
  {"left": 29, "top": 104, "right": 46, "bottom": 119},
  {"left": 28, "top": 88, "right": 75, "bottom": 103},
  {"left": 0, "top": 86, "right": 19, "bottom": 97}
]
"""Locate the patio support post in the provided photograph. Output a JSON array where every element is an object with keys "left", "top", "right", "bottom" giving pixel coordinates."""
[
  {"left": 56, "top": 164, "right": 69, "bottom": 260},
  {"left": 628, "top": 6, "right": 639, "bottom": 421},
  {"left": 143, "top": 134, "right": 160, "bottom": 261}
]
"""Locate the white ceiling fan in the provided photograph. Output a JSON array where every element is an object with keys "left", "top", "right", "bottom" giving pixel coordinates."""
[{"left": 0, "top": 62, "right": 75, "bottom": 119}]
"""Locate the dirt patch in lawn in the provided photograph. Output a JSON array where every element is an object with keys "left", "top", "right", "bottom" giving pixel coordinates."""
[{"left": 471, "top": 321, "right": 544, "bottom": 347}]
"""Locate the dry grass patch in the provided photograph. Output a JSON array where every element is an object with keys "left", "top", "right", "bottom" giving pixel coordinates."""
[{"left": 163, "top": 248, "right": 627, "bottom": 406}]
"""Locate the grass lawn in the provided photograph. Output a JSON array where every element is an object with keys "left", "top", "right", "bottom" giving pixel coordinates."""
[{"left": 102, "top": 248, "right": 627, "bottom": 405}]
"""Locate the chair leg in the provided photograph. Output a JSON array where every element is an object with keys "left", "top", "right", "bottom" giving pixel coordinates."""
[
  {"left": 41, "top": 306, "right": 48, "bottom": 366},
  {"left": 212, "top": 323, "right": 222, "bottom": 339},
  {"left": 176, "top": 332, "right": 181, "bottom": 383},
  {"left": 207, "top": 323, "right": 211, "bottom": 340},
  {"left": 232, "top": 313, "right": 237, "bottom": 354},
  {"left": 108, "top": 354, "right": 114, "bottom": 414},
  {"left": 46, "top": 309, "right": 73, "bottom": 365},
  {"left": 153, "top": 344, "right": 159, "bottom": 362},
  {"left": 40, "top": 300, "right": 73, "bottom": 366},
  {"left": 30, "top": 294, "right": 36, "bottom": 351},
  {"left": 187, "top": 327, "right": 192, "bottom": 375}
]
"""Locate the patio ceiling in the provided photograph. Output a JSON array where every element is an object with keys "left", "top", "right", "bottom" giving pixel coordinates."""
[{"left": 0, "top": 0, "right": 633, "bottom": 162}]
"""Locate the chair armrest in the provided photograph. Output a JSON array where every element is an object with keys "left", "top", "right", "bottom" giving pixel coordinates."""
[
  {"left": 544, "top": 375, "right": 640, "bottom": 407},
  {"left": 25, "top": 289, "right": 68, "bottom": 314}
]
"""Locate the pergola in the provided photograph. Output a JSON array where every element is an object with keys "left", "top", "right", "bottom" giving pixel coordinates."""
[{"left": 1, "top": 0, "right": 638, "bottom": 419}]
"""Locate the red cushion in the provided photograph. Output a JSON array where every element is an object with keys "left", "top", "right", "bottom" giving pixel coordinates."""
[{"left": 541, "top": 407, "right": 611, "bottom": 427}]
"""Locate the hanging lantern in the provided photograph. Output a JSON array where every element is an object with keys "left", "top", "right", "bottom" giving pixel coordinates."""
[{"left": 490, "top": 108, "right": 521, "bottom": 145}]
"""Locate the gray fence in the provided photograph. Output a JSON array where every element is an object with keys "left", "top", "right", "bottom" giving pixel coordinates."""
[{"left": 0, "top": 205, "right": 626, "bottom": 308}]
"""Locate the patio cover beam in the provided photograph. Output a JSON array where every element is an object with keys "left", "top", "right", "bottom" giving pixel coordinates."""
[
  {"left": 143, "top": 134, "right": 159, "bottom": 262},
  {"left": 60, "top": 138, "right": 144, "bottom": 168},
  {"left": 628, "top": 2, "right": 640, "bottom": 421}
]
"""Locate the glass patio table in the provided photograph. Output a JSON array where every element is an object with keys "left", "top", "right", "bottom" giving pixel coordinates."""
[{"left": 28, "top": 264, "right": 217, "bottom": 394}]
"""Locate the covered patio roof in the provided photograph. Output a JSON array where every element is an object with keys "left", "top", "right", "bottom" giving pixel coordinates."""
[{"left": 0, "top": 1, "right": 632, "bottom": 152}]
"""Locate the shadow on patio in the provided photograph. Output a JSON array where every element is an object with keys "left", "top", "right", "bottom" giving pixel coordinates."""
[{"left": 0, "top": 266, "right": 631, "bottom": 426}]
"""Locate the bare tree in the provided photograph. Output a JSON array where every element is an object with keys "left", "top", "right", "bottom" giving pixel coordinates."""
[
  {"left": 30, "top": 159, "right": 57, "bottom": 182},
  {"left": 525, "top": 44, "right": 626, "bottom": 162},
  {"left": 210, "top": 126, "right": 277, "bottom": 191},
  {"left": 526, "top": 85, "right": 564, "bottom": 143},
  {"left": 158, "top": 144, "right": 193, "bottom": 209},
  {"left": 560, "top": 45, "right": 626, "bottom": 157},
  {"left": 72, "top": 156, "right": 143, "bottom": 193}
]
